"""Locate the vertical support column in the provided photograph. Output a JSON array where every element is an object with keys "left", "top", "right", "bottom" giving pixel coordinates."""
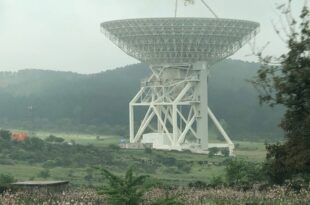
[
  {"left": 129, "top": 103, "right": 134, "bottom": 143},
  {"left": 157, "top": 106, "right": 162, "bottom": 132},
  {"left": 195, "top": 62, "right": 209, "bottom": 150},
  {"left": 172, "top": 104, "right": 178, "bottom": 146}
]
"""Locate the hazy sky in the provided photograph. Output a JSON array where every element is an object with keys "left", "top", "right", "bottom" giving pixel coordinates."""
[{"left": 0, "top": 0, "right": 306, "bottom": 73}]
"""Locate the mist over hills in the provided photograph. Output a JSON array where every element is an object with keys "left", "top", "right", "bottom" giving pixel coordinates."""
[{"left": 0, "top": 60, "right": 283, "bottom": 140}]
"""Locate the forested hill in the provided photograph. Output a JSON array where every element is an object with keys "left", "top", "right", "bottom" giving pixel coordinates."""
[{"left": 0, "top": 60, "right": 283, "bottom": 140}]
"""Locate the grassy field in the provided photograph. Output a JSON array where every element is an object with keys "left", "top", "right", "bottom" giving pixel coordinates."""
[
  {"left": 35, "top": 131, "right": 118, "bottom": 146},
  {"left": 0, "top": 131, "right": 266, "bottom": 186},
  {"left": 33, "top": 131, "right": 266, "bottom": 161}
]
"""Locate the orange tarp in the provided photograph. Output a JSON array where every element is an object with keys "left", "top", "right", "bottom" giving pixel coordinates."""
[{"left": 11, "top": 132, "right": 28, "bottom": 142}]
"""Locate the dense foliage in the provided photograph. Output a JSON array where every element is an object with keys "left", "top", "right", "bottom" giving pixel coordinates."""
[
  {"left": 225, "top": 159, "right": 264, "bottom": 185},
  {"left": 98, "top": 168, "right": 149, "bottom": 205},
  {"left": 252, "top": 3, "right": 310, "bottom": 184},
  {"left": 0, "top": 60, "right": 283, "bottom": 140}
]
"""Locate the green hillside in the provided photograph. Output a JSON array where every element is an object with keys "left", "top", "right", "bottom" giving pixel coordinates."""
[{"left": 0, "top": 60, "right": 283, "bottom": 140}]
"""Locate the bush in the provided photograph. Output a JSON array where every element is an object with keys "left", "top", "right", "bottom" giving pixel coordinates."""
[
  {"left": 209, "top": 176, "right": 224, "bottom": 187},
  {"left": 98, "top": 168, "right": 149, "bottom": 205},
  {"left": 0, "top": 174, "right": 15, "bottom": 185},
  {"left": 38, "top": 169, "right": 50, "bottom": 179},
  {"left": 0, "top": 129, "right": 11, "bottom": 141},
  {"left": 225, "top": 159, "right": 265, "bottom": 186},
  {"left": 156, "top": 156, "right": 177, "bottom": 166},
  {"left": 221, "top": 148, "right": 230, "bottom": 157},
  {"left": 43, "top": 160, "right": 58, "bottom": 168},
  {"left": 163, "top": 167, "right": 181, "bottom": 174},
  {"left": 45, "top": 135, "right": 65, "bottom": 143},
  {"left": 188, "top": 180, "right": 207, "bottom": 189},
  {"left": 0, "top": 174, "right": 15, "bottom": 193},
  {"left": 176, "top": 161, "right": 191, "bottom": 173},
  {"left": 108, "top": 144, "right": 120, "bottom": 150}
]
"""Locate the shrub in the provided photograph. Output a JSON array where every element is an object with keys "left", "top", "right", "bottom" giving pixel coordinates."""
[
  {"left": 225, "top": 159, "right": 265, "bottom": 186},
  {"left": 188, "top": 180, "right": 207, "bottom": 189},
  {"left": 45, "top": 135, "right": 65, "bottom": 143},
  {"left": 0, "top": 174, "right": 15, "bottom": 185},
  {"left": 98, "top": 168, "right": 149, "bottom": 205},
  {"left": 156, "top": 156, "right": 177, "bottom": 166},
  {"left": 0, "top": 174, "right": 15, "bottom": 193},
  {"left": 209, "top": 176, "right": 224, "bottom": 187},
  {"left": 42, "top": 160, "right": 58, "bottom": 168},
  {"left": 0, "top": 129, "right": 11, "bottom": 141},
  {"left": 221, "top": 148, "right": 230, "bottom": 157},
  {"left": 176, "top": 161, "right": 191, "bottom": 173},
  {"left": 108, "top": 144, "right": 120, "bottom": 150},
  {"left": 38, "top": 169, "right": 50, "bottom": 179}
]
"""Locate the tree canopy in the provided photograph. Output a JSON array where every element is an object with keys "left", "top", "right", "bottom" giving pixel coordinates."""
[{"left": 252, "top": 2, "right": 310, "bottom": 183}]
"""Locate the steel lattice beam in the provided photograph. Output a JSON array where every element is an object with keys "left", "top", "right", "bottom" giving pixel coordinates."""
[{"left": 102, "top": 17, "right": 260, "bottom": 155}]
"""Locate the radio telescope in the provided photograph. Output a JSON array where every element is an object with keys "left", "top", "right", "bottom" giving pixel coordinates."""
[{"left": 101, "top": 4, "right": 259, "bottom": 155}]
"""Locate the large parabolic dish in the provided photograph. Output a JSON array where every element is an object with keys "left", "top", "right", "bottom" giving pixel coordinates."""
[
  {"left": 101, "top": 17, "right": 260, "bottom": 155},
  {"left": 101, "top": 18, "right": 259, "bottom": 65}
]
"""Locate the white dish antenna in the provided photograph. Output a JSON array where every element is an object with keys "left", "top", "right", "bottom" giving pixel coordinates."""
[{"left": 101, "top": 1, "right": 259, "bottom": 155}]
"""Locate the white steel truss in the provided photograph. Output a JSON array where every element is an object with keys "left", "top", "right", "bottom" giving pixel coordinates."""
[
  {"left": 129, "top": 62, "right": 234, "bottom": 155},
  {"left": 101, "top": 18, "right": 260, "bottom": 155}
]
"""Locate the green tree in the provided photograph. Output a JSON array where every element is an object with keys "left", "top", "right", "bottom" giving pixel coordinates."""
[
  {"left": 0, "top": 129, "right": 11, "bottom": 141},
  {"left": 251, "top": 2, "right": 310, "bottom": 184},
  {"left": 98, "top": 168, "right": 149, "bottom": 205},
  {"left": 225, "top": 159, "right": 264, "bottom": 185}
]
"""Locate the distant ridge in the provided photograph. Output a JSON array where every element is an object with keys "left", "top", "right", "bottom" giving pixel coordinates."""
[{"left": 0, "top": 60, "right": 283, "bottom": 140}]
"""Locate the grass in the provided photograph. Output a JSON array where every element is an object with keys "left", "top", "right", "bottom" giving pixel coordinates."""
[
  {"left": 34, "top": 131, "right": 118, "bottom": 146},
  {"left": 0, "top": 130, "right": 267, "bottom": 186},
  {"left": 0, "top": 164, "right": 86, "bottom": 184},
  {"left": 235, "top": 141, "right": 266, "bottom": 161}
]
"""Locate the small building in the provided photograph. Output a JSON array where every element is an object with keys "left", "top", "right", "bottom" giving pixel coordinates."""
[{"left": 11, "top": 132, "right": 28, "bottom": 142}]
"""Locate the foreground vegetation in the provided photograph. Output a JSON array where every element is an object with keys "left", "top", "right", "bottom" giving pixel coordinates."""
[
  {"left": 0, "top": 129, "right": 266, "bottom": 186},
  {"left": 1, "top": 186, "right": 309, "bottom": 205},
  {"left": 1, "top": 130, "right": 308, "bottom": 205}
]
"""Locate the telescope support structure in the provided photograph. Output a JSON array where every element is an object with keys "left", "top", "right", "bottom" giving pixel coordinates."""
[{"left": 129, "top": 62, "right": 234, "bottom": 155}]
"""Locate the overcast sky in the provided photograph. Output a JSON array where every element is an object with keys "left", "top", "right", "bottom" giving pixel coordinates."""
[{"left": 0, "top": 0, "right": 306, "bottom": 73}]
